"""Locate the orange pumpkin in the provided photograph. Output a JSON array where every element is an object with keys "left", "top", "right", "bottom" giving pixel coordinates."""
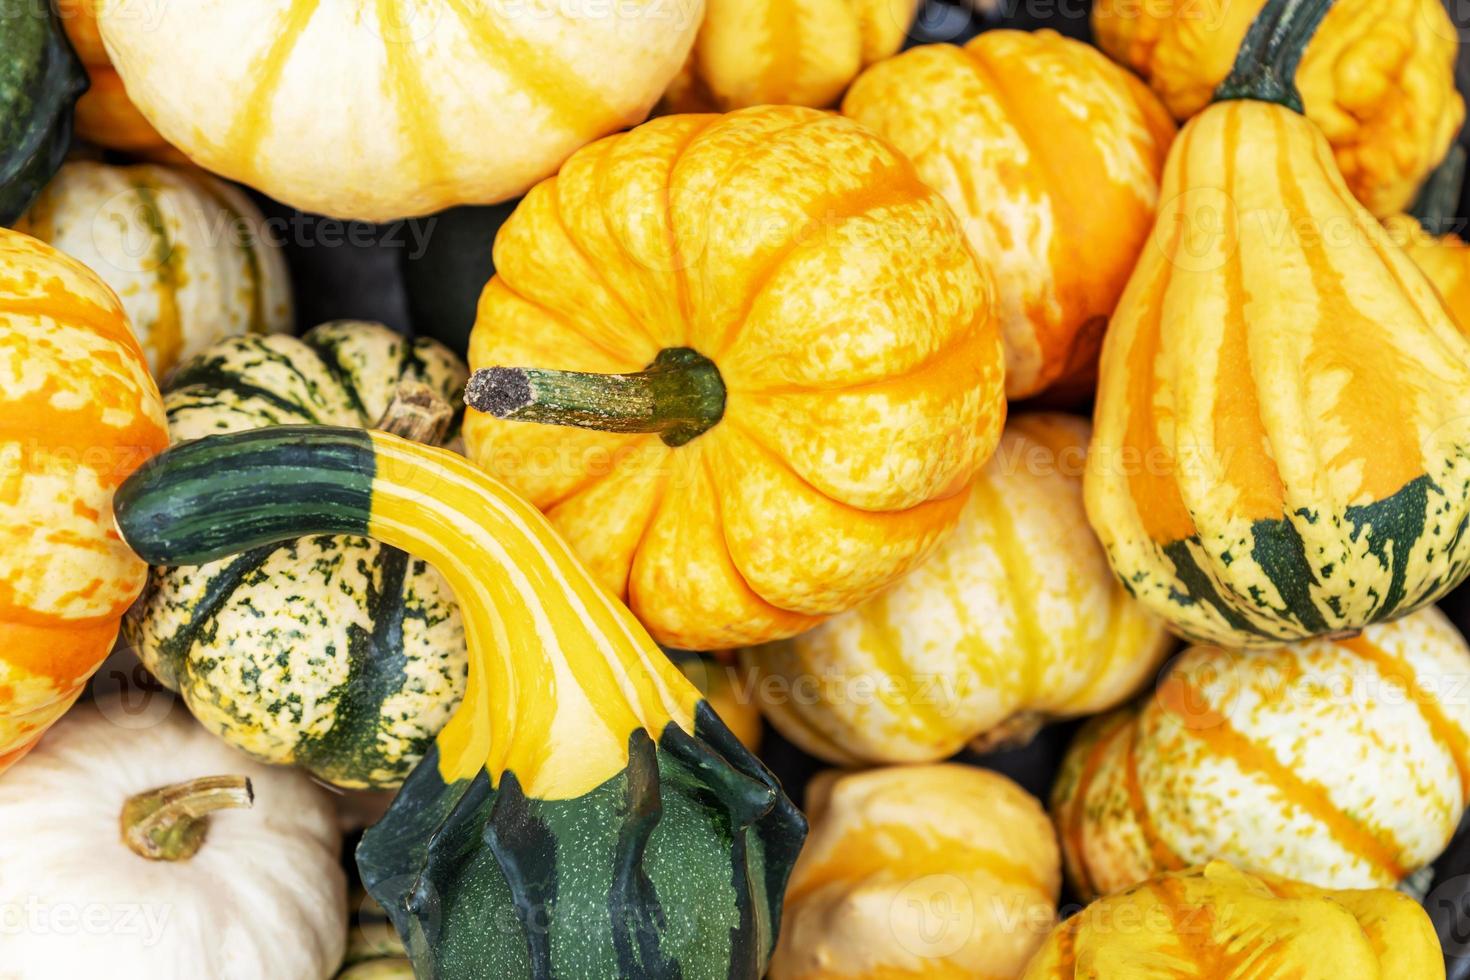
[{"left": 0, "top": 228, "right": 167, "bottom": 772}]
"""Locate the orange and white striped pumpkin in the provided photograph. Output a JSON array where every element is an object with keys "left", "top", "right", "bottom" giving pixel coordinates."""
[
  {"left": 0, "top": 228, "right": 167, "bottom": 773},
  {"left": 772, "top": 764, "right": 1060, "bottom": 980},
  {"left": 746, "top": 414, "right": 1171, "bottom": 765},
  {"left": 1052, "top": 607, "right": 1470, "bottom": 898},
  {"left": 843, "top": 30, "right": 1176, "bottom": 399}
]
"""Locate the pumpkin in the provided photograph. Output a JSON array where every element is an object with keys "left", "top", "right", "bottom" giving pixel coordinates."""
[
  {"left": 1052, "top": 606, "right": 1470, "bottom": 899},
  {"left": 462, "top": 104, "right": 1006, "bottom": 651},
  {"left": 16, "top": 160, "right": 292, "bottom": 378},
  {"left": 842, "top": 30, "right": 1176, "bottom": 400},
  {"left": 0, "top": 0, "right": 87, "bottom": 224},
  {"left": 1384, "top": 146, "right": 1470, "bottom": 334},
  {"left": 112, "top": 424, "right": 807, "bottom": 977},
  {"left": 1092, "top": 0, "right": 1462, "bottom": 217},
  {"left": 125, "top": 321, "right": 470, "bottom": 789},
  {"left": 0, "top": 694, "right": 346, "bottom": 978},
  {"left": 772, "top": 764, "right": 1060, "bottom": 980},
  {"left": 662, "top": 0, "right": 919, "bottom": 113},
  {"left": 53, "top": 0, "right": 183, "bottom": 161},
  {"left": 745, "top": 414, "right": 1172, "bottom": 765},
  {"left": 94, "top": 0, "right": 704, "bottom": 222},
  {"left": 1021, "top": 861, "right": 1443, "bottom": 979},
  {"left": 1085, "top": 0, "right": 1470, "bottom": 650},
  {"left": 0, "top": 227, "right": 167, "bottom": 773}
]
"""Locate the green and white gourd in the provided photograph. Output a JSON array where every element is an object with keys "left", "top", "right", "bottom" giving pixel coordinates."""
[{"left": 124, "top": 321, "right": 470, "bottom": 789}]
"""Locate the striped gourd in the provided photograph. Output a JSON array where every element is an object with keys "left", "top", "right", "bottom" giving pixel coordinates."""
[
  {"left": 746, "top": 415, "right": 1172, "bottom": 766},
  {"left": 17, "top": 161, "right": 292, "bottom": 378},
  {"left": 112, "top": 426, "right": 805, "bottom": 979},
  {"left": 0, "top": 0, "right": 86, "bottom": 224},
  {"left": 1051, "top": 607, "right": 1470, "bottom": 898},
  {"left": 1085, "top": 0, "right": 1470, "bottom": 648},
  {"left": 124, "top": 322, "right": 469, "bottom": 790},
  {"left": 0, "top": 228, "right": 167, "bottom": 772},
  {"left": 663, "top": 0, "right": 918, "bottom": 112},
  {"left": 1021, "top": 862, "right": 1443, "bottom": 979},
  {"left": 1388, "top": 214, "right": 1470, "bottom": 335},
  {"left": 772, "top": 764, "right": 1060, "bottom": 980},
  {"left": 842, "top": 30, "right": 1176, "bottom": 399}
]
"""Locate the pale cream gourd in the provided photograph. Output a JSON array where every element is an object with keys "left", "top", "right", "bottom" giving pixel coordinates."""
[
  {"left": 745, "top": 414, "right": 1172, "bottom": 765},
  {"left": 771, "top": 764, "right": 1060, "bottom": 980},
  {"left": 0, "top": 696, "right": 346, "bottom": 978},
  {"left": 95, "top": 0, "right": 705, "bottom": 221}
]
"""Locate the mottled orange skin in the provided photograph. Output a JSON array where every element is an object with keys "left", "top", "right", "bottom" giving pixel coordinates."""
[
  {"left": 465, "top": 106, "right": 1005, "bottom": 651},
  {"left": 1385, "top": 213, "right": 1470, "bottom": 334},
  {"left": 844, "top": 30, "right": 1176, "bottom": 400},
  {"left": 0, "top": 229, "right": 167, "bottom": 773}
]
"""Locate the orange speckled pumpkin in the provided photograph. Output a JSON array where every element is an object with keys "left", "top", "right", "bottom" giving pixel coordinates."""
[
  {"left": 0, "top": 228, "right": 167, "bottom": 772},
  {"left": 464, "top": 105, "right": 1005, "bottom": 651},
  {"left": 843, "top": 30, "right": 1176, "bottom": 400}
]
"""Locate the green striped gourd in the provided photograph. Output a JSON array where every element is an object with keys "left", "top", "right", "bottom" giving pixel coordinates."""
[{"left": 0, "top": 0, "right": 86, "bottom": 224}]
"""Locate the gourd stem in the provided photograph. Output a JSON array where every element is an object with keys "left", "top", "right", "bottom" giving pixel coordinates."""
[
  {"left": 1410, "top": 144, "right": 1467, "bottom": 236},
  {"left": 465, "top": 347, "right": 726, "bottom": 448},
  {"left": 120, "top": 775, "right": 254, "bottom": 862},
  {"left": 376, "top": 382, "right": 454, "bottom": 446},
  {"left": 1213, "top": 0, "right": 1334, "bottom": 112}
]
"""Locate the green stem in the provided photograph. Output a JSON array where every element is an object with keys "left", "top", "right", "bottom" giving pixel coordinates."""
[
  {"left": 120, "top": 775, "right": 255, "bottom": 862},
  {"left": 464, "top": 347, "right": 726, "bottom": 448},
  {"left": 1410, "top": 144, "right": 1467, "bottom": 237},
  {"left": 1214, "top": 0, "right": 1334, "bottom": 112}
]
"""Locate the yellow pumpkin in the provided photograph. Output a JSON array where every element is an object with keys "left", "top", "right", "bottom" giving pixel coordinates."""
[
  {"left": 463, "top": 105, "right": 1005, "bottom": 651},
  {"left": 772, "top": 764, "right": 1060, "bottom": 980},
  {"left": 94, "top": 0, "right": 704, "bottom": 221},
  {"left": 1052, "top": 607, "right": 1470, "bottom": 899},
  {"left": 1021, "top": 861, "right": 1443, "bottom": 979},
  {"left": 843, "top": 30, "right": 1176, "bottom": 399},
  {"left": 663, "top": 0, "right": 918, "bottom": 112},
  {"left": 17, "top": 160, "right": 292, "bottom": 378},
  {"left": 1092, "top": 0, "right": 1463, "bottom": 216},
  {"left": 1085, "top": 0, "right": 1470, "bottom": 649},
  {"left": 745, "top": 414, "right": 1171, "bottom": 765}
]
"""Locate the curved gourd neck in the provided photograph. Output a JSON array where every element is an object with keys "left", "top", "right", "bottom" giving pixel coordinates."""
[{"left": 1213, "top": 0, "right": 1333, "bottom": 112}]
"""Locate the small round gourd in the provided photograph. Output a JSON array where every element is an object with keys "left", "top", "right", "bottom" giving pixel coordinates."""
[
  {"left": 17, "top": 160, "right": 292, "bottom": 378},
  {"left": 1052, "top": 606, "right": 1470, "bottom": 898},
  {"left": 771, "top": 764, "right": 1060, "bottom": 980},
  {"left": 843, "top": 30, "right": 1176, "bottom": 399},
  {"left": 125, "top": 321, "right": 469, "bottom": 789},
  {"left": 0, "top": 696, "right": 346, "bottom": 979},
  {"left": 746, "top": 414, "right": 1172, "bottom": 765}
]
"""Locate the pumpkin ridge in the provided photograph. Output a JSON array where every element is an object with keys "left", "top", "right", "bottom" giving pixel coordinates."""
[
  {"left": 376, "top": 0, "right": 455, "bottom": 195},
  {"left": 1060, "top": 712, "right": 1135, "bottom": 898},
  {"left": 1123, "top": 722, "right": 1187, "bottom": 873},
  {"left": 660, "top": 116, "right": 720, "bottom": 336},
  {"left": 219, "top": 0, "right": 323, "bottom": 183},
  {"left": 192, "top": 178, "right": 269, "bottom": 336},
  {"left": 699, "top": 446, "right": 792, "bottom": 621},
  {"left": 296, "top": 328, "right": 376, "bottom": 424},
  {"left": 125, "top": 176, "right": 186, "bottom": 375},
  {"left": 967, "top": 475, "right": 1048, "bottom": 707}
]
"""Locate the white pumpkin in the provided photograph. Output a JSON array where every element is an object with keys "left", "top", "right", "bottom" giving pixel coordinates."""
[
  {"left": 17, "top": 160, "right": 291, "bottom": 378},
  {"left": 0, "top": 695, "right": 346, "bottom": 979},
  {"left": 96, "top": 0, "right": 706, "bottom": 221}
]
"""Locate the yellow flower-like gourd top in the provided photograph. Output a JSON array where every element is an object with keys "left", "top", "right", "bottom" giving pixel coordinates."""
[
  {"left": 772, "top": 764, "right": 1060, "bottom": 980},
  {"left": 664, "top": 0, "right": 919, "bottom": 112},
  {"left": 94, "top": 0, "right": 704, "bottom": 221},
  {"left": 1092, "top": 0, "right": 1463, "bottom": 215},
  {"left": 746, "top": 414, "right": 1171, "bottom": 765},
  {"left": 1021, "top": 862, "right": 1443, "bottom": 979},
  {"left": 464, "top": 105, "right": 1005, "bottom": 651},
  {"left": 1052, "top": 607, "right": 1470, "bottom": 898},
  {"left": 843, "top": 30, "right": 1177, "bottom": 399}
]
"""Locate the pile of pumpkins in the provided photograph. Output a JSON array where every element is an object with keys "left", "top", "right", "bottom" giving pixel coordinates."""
[{"left": 3, "top": 0, "right": 1470, "bottom": 977}]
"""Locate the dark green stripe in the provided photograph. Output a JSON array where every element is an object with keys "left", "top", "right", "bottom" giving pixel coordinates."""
[
  {"left": 1248, "top": 513, "right": 1329, "bottom": 633},
  {"left": 1160, "top": 539, "right": 1276, "bottom": 640},
  {"left": 300, "top": 326, "right": 374, "bottom": 423},
  {"left": 1345, "top": 474, "right": 1435, "bottom": 622},
  {"left": 0, "top": 0, "right": 87, "bottom": 224}
]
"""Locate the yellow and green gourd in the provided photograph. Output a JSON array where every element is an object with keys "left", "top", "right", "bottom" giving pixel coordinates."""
[
  {"left": 112, "top": 425, "right": 806, "bottom": 978},
  {"left": 124, "top": 322, "right": 469, "bottom": 789}
]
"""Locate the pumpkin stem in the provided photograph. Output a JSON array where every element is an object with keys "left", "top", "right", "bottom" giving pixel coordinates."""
[
  {"left": 1410, "top": 144, "right": 1466, "bottom": 237},
  {"left": 465, "top": 347, "right": 726, "bottom": 448},
  {"left": 120, "top": 775, "right": 254, "bottom": 862},
  {"left": 376, "top": 382, "right": 454, "bottom": 446},
  {"left": 1213, "top": 0, "right": 1333, "bottom": 113},
  {"left": 967, "top": 711, "right": 1047, "bottom": 754}
]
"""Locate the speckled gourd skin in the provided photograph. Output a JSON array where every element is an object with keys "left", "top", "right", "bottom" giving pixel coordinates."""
[
  {"left": 1052, "top": 607, "right": 1470, "bottom": 899},
  {"left": 772, "top": 764, "right": 1060, "bottom": 980},
  {"left": 124, "top": 322, "right": 470, "bottom": 789},
  {"left": 1021, "top": 861, "right": 1444, "bottom": 980},
  {"left": 745, "top": 414, "right": 1171, "bottom": 766},
  {"left": 1092, "top": 0, "right": 1463, "bottom": 216},
  {"left": 843, "top": 30, "right": 1176, "bottom": 399},
  {"left": 465, "top": 105, "right": 1006, "bottom": 651}
]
